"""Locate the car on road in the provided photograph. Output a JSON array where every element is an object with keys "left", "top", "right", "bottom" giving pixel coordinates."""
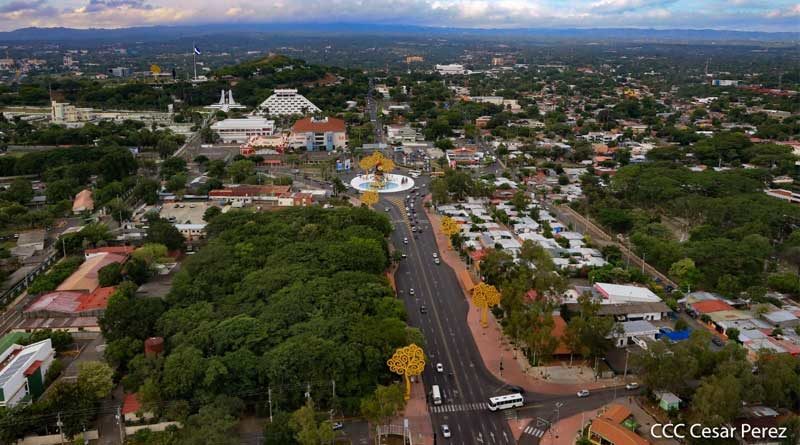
[
  {"left": 385, "top": 207, "right": 390, "bottom": 212},
  {"left": 436, "top": 363, "right": 444, "bottom": 372},
  {"left": 412, "top": 226, "right": 417, "bottom": 232},
  {"left": 433, "top": 253, "right": 438, "bottom": 258},
  {"left": 409, "top": 288, "right": 415, "bottom": 295},
  {"left": 441, "top": 425, "right": 451, "bottom": 438},
  {"left": 332, "top": 422, "right": 344, "bottom": 431},
  {"left": 403, "top": 237, "right": 408, "bottom": 244},
  {"left": 434, "top": 258, "right": 440, "bottom": 265},
  {"left": 577, "top": 389, "right": 590, "bottom": 398},
  {"left": 625, "top": 382, "right": 640, "bottom": 390},
  {"left": 401, "top": 253, "right": 407, "bottom": 259},
  {"left": 420, "top": 305, "right": 427, "bottom": 314}
]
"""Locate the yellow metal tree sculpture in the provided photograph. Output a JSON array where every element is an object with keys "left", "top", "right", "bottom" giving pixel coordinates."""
[
  {"left": 387, "top": 344, "right": 426, "bottom": 400},
  {"left": 472, "top": 282, "right": 501, "bottom": 328},
  {"left": 358, "top": 151, "right": 396, "bottom": 190},
  {"left": 360, "top": 190, "right": 379, "bottom": 208}
]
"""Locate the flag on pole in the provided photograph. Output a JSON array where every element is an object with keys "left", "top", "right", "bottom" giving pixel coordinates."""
[{"left": 193, "top": 46, "right": 201, "bottom": 55}]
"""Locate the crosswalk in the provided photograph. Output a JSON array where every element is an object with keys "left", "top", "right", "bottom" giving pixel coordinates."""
[
  {"left": 429, "top": 402, "right": 488, "bottom": 413},
  {"left": 523, "top": 426, "right": 546, "bottom": 438}
]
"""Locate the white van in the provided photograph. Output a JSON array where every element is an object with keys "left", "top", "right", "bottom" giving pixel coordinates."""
[{"left": 432, "top": 385, "right": 442, "bottom": 405}]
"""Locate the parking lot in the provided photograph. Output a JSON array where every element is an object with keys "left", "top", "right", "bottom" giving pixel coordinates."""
[{"left": 159, "top": 202, "right": 212, "bottom": 225}]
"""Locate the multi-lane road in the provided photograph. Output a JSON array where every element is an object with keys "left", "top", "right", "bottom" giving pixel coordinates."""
[{"left": 379, "top": 176, "right": 637, "bottom": 444}]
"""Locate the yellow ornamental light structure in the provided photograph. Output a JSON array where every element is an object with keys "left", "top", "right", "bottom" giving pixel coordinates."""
[
  {"left": 471, "top": 282, "right": 501, "bottom": 328},
  {"left": 387, "top": 344, "right": 426, "bottom": 400},
  {"left": 360, "top": 190, "right": 379, "bottom": 208}
]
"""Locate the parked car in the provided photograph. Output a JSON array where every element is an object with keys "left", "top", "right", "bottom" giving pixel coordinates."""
[
  {"left": 712, "top": 337, "right": 725, "bottom": 347},
  {"left": 577, "top": 389, "right": 590, "bottom": 398},
  {"left": 332, "top": 422, "right": 344, "bottom": 431},
  {"left": 625, "top": 382, "right": 639, "bottom": 390}
]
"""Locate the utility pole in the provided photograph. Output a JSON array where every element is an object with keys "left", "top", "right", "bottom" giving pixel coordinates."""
[
  {"left": 268, "top": 386, "right": 273, "bottom": 423},
  {"left": 57, "top": 412, "right": 64, "bottom": 445},
  {"left": 305, "top": 382, "right": 311, "bottom": 400},
  {"left": 623, "top": 349, "right": 630, "bottom": 380},
  {"left": 117, "top": 405, "right": 125, "bottom": 444}
]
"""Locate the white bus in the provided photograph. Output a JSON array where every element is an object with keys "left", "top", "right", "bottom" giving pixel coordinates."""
[
  {"left": 487, "top": 393, "right": 524, "bottom": 411},
  {"left": 431, "top": 385, "right": 442, "bottom": 405}
]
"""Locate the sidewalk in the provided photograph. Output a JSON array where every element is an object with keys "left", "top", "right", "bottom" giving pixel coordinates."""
[
  {"left": 395, "top": 375, "right": 434, "bottom": 445},
  {"left": 424, "top": 197, "right": 618, "bottom": 395}
]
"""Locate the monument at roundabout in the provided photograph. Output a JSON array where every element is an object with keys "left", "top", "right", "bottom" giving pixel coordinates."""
[{"left": 350, "top": 151, "right": 414, "bottom": 194}]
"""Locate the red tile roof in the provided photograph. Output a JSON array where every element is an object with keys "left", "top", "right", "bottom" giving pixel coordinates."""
[
  {"left": 691, "top": 300, "right": 734, "bottom": 314},
  {"left": 291, "top": 116, "right": 345, "bottom": 133},
  {"left": 24, "top": 360, "right": 42, "bottom": 377},
  {"left": 85, "top": 246, "right": 136, "bottom": 257},
  {"left": 590, "top": 418, "right": 650, "bottom": 445},
  {"left": 76, "top": 286, "right": 116, "bottom": 311},
  {"left": 209, "top": 185, "right": 291, "bottom": 198}
]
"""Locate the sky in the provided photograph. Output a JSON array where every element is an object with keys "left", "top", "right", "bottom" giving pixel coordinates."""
[{"left": 0, "top": 0, "right": 798, "bottom": 33}]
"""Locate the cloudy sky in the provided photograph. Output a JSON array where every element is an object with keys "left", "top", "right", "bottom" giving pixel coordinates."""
[{"left": 0, "top": 0, "right": 798, "bottom": 32}]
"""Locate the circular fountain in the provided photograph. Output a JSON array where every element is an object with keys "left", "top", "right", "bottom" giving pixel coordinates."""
[
  {"left": 350, "top": 151, "right": 414, "bottom": 193},
  {"left": 350, "top": 173, "right": 414, "bottom": 193}
]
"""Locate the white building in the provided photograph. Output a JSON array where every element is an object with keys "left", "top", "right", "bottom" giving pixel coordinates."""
[
  {"left": 289, "top": 116, "right": 347, "bottom": 151},
  {"left": 435, "top": 64, "right": 467, "bottom": 75},
  {"left": 387, "top": 124, "right": 417, "bottom": 144},
  {"left": 51, "top": 101, "right": 93, "bottom": 125},
  {"left": 211, "top": 117, "right": 275, "bottom": 143},
  {"left": 581, "top": 132, "right": 622, "bottom": 144},
  {"left": 594, "top": 283, "right": 661, "bottom": 303},
  {"left": 0, "top": 337, "right": 54, "bottom": 408},
  {"left": 258, "top": 89, "right": 321, "bottom": 116},
  {"left": 205, "top": 90, "right": 246, "bottom": 113}
]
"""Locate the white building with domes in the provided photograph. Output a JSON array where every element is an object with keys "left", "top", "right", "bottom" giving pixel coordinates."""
[{"left": 258, "top": 89, "right": 321, "bottom": 116}]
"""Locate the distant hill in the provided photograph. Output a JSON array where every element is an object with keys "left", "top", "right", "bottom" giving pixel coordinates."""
[{"left": 1, "top": 23, "right": 797, "bottom": 43}]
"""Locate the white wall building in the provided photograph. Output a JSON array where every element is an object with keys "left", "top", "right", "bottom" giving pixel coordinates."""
[
  {"left": 258, "top": 89, "right": 321, "bottom": 116},
  {"left": 435, "top": 64, "right": 467, "bottom": 75},
  {"left": 0, "top": 338, "right": 54, "bottom": 408},
  {"left": 211, "top": 117, "right": 275, "bottom": 143},
  {"left": 51, "top": 101, "right": 93, "bottom": 125},
  {"left": 387, "top": 125, "right": 417, "bottom": 144}
]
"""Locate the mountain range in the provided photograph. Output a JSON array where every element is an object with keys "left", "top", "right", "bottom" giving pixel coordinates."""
[{"left": 1, "top": 23, "right": 797, "bottom": 43}]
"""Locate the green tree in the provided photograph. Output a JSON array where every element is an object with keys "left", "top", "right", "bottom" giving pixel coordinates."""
[
  {"left": 77, "top": 361, "right": 114, "bottom": 399},
  {"left": 360, "top": 384, "right": 405, "bottom": 436},
  {"left": 146, "top": 219, "right": 185, "bottom": 251},
  {"left": 290, "top": 399, "right": 335, "bottom": 445},
  {"left": 98, "top": 262, "right": 123, "bottom": 287},
  {"left": 203, "top": 206, "right": 222, "bottom": 222},
  {"left": 264, "top": 411, "right": 298, "bottom": 445},
  {"left": 227, "top": 160, "right": 256, "bottom": 183},
  {"left": 3, "top": 179, "right": 33, "bottom": 205},
  {"left": 690, "top": 374, "right": 742, "bottom": 426}
]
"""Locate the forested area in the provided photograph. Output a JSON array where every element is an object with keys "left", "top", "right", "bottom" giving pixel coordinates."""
[
  {"left": 0, "top": 55, "right": 368, "bottom": 114},
  {"left": 636, "top": 330, "right": 800, "bottom": 442},
  {"left": 577, "top": 147, "right": 800, "bottom": 297},
  {"left": 1, "top": 116, "right": 185, "bottom": 153},
  {"left": 97, "top": 207, "right": 417, "bottom": 443}
]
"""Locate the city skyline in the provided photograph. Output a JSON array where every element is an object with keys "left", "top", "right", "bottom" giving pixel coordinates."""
[{"left": 0, "top": 0, "right": 798, "bottom": 33}]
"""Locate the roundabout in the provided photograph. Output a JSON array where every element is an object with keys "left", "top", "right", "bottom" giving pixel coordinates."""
[
  {"left": 351, "top": 151, "right": 414, "bottom": 194},
  {"left": 350, "top": 173, "right": 414, "bottom": 193}
]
